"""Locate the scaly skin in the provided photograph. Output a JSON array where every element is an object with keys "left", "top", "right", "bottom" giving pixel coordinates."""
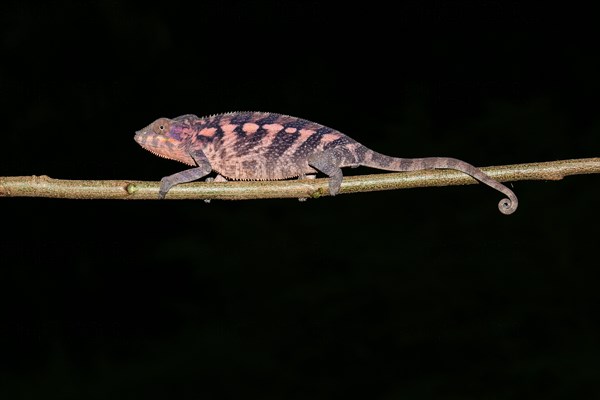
[{"left": 134, "top": 111, "right": 518, "bottom": 214}]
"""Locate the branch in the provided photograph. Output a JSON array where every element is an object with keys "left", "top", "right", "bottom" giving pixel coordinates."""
[{"left": 1, "top": 158, "right": 598, "bottom": 200}]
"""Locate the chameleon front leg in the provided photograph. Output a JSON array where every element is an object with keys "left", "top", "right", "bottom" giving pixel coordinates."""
[{"left": 158, "top": 150, "right": 212, "bottom": 199}]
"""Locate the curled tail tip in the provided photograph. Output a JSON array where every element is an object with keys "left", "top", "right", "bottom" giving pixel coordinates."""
[{"left": 498, "top": 196, "right": 518, "bottom": 215}]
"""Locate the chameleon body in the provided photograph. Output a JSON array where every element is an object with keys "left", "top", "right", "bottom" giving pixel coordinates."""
[{"left": 134, "top": 111, "right": 518, "bottom": 214}]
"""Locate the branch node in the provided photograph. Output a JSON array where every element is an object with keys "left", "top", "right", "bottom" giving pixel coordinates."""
[
  {"left": 310, "top": 188, "right": 326, "bottom": 199},
  {"left": 125, "top": 183, "right": 139, "bottom": 195}
]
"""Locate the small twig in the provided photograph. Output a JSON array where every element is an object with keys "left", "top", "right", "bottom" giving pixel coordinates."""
[{"left": 0, "top": 158, "right": 598, "bottom": 200}]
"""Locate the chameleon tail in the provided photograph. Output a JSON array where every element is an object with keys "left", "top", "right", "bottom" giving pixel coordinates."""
[{"left": 359, "top": 148, "right": 518, "bottom": 215}]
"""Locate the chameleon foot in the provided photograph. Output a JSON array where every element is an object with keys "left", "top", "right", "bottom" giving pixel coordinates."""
[
  {"left": 204, "top": 174, "right": 228, "bottom": 203},
  {"left": 298, "top": 174, "right": 317, "bottom": 202}
]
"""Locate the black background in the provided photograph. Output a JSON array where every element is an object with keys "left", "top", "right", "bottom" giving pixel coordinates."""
[{"left": 1, "top": 1, "right": 599, "bottom": 398}]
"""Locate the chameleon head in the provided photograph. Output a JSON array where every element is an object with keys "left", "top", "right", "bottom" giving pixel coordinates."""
[{"left": 134, "top": 117, "right": 196, "bottom": 166}]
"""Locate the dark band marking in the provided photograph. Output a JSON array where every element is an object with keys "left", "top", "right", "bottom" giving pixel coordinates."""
[
  {"left": 291, "top": 131, "right": 322, "bottom": 161},
  {"left": 371, "top": 152, "right": 392, "bottom": 167},
  {"left": 254, "top": 113, "right": 281, "bottom": 125},
  {"left": 402, "top": 158, "right": 419, "bottom": 170},
  {"left": 226, "top": 112, "right": 255, "bottom": 124},
  {"left": 354, "top": 145, "right": 368, "bottom": 162},
  {"left": 242, "top": 159, "right": 258, "bottom": 170},
  {"left": 277, "top": 116, "right": 316, "bottom": 130},
  {"left": 315, "top": 126, "right": 334, "bottom": 135},
  {"left": 322, "top": 135, "right": 352, "bottom": 150},
  {"left": 231, "top": 128, "right": 270, "bottom": 156},
  {"left": 264, "top": 130, "right": 301, "bottom": 160}
]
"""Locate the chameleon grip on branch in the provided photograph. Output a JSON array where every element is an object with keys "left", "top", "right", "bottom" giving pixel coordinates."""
[{"left": 134, "top": 112, "right": 518, "bottom": 214}]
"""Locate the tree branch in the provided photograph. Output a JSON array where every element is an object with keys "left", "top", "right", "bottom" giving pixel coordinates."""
[{"left": 0, "top": 158, "right": 598, "bottom": 200}]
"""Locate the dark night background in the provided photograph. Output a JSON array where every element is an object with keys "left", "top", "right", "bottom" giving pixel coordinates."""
[{"left": 1, "top": 1, "right": 599, "bottom": 398}]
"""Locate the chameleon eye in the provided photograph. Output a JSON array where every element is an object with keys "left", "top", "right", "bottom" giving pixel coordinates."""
[{"left": 153, "top": 119, "right": 169, "bottom": 135}]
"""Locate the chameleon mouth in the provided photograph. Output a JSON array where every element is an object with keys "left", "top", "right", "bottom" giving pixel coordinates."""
[{"left": 134, "top": 131, "right": 148, "bottom": 145}]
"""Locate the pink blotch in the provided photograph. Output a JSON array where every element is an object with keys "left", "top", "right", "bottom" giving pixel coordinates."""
[
  {"left": 262, "top": 123, "right": 284, "bottom": 133},
  {"left": 242, "top": 123, "right": 260, "bottom": 134},
  {"left": 199, "top": 127, "right": 217, "bottom": 137},
  {"left": 221, "top": 124, "right": 238, "bottom": 135},
  {"left": 299, "top": 129, "right": 316, "bottom": 139},
  {"left": 321, "top": 133, "right": 341, "bottom": 143}
]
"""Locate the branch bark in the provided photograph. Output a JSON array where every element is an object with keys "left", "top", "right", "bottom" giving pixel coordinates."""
[{"left": 0, "top": 158, "right": 598, "bottom": 200}]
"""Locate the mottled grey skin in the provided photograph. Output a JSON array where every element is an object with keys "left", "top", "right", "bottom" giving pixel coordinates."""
[{"left": 134, "top": 111, "right": 518, "bottom": 214}]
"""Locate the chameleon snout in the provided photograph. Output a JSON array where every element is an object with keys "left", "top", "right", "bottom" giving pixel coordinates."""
[{"left": 134, "top": 130, "right": 150, "bottom": 145}]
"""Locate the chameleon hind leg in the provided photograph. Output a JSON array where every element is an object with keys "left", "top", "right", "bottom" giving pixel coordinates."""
[{"left": 308, "top": 147, "right": 358, "bottom": 196}]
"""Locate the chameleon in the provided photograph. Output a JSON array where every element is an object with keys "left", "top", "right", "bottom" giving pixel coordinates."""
[{"left": 134, "top": 111, "right": 518, "bottom": 214}]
